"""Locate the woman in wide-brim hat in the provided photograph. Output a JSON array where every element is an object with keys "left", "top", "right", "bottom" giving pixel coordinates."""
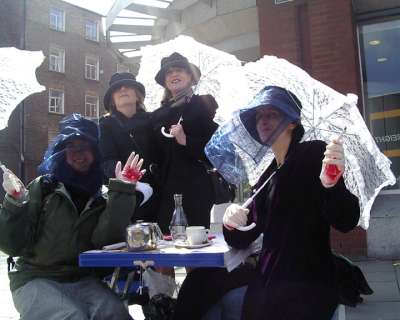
[
  {"left": 99, "top": 72, "right": 159, "bottom": 222},
  {"left": 150, "top": 52, "right": 220, "bottom": 234},
  {"left": 155, "top": 52, "right": 201, "bottom": 87},
  {"left": 103, "top": 72, "right": 146, "bottom": 113}
]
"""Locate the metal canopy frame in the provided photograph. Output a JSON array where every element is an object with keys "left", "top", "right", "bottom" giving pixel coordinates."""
[{"left": 106, "top": 0, "right": 198, "bottom": 62}]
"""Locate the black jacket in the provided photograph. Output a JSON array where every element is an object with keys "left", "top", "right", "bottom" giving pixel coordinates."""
[
  {"left": 99, "top": 111, "right": 159, "bottom": 222},
  {"left": 224, "top": 140, "right": 360, "bottom": 320},
  {"left": 150, "top": 94, "right": 218, "bottom": 233}
]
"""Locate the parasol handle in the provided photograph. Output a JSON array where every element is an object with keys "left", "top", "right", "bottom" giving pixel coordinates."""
[
  {"left": 236, "top": 223, "right": 256, "bottom": 231},
  {"left": 161, "top": 127, "right": 174, "bottom": 138},
  {"left": 161, "top": 116, "right": 183, "bottom": 139},
  {"left": 235, "top": 170, "right": 279, "bottom": 232}
]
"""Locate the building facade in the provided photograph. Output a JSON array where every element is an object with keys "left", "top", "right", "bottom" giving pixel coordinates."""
[
  {"left": 0, "top": 0, "right": 129, "bottom": 193},
  {"left": 257, "top": 0, "right": 400, "bottom": 257}
]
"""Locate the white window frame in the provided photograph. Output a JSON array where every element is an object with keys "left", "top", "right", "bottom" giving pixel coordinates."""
[
  {"left": 85, "top": 20, "right": 99, "bottom": 42},
  {"left": 49, "top": 8, "right": 65, "bottom": 32},
  {"left": 117, "top": 63, "right": 130, "bottom": 73},
  {"left": 48, "top": 88, "right": 64, "bottom": 114},
  {"left": 85, "top": 56, "right": 99, "bottom": 80},
  {"left": 85, "top": 95, "right": 99, "bottom": 119},
  {"left": 49, "top": 46, "right": 65, "bottom": 73}
]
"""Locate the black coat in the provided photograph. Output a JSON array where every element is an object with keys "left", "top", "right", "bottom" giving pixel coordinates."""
[
  {"left": 99, "top": 111, "right": 159, "bottom": 222},
  {"left": 224, "top": 140, "right": 360, "bottom": 320},
  {"left": 150, "top": 94, "right": 218, "bottom": 233}
]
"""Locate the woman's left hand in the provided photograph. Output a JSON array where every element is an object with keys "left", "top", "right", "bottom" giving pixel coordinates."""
[
  {"left": 320, "top": 138, "right": 345, "bottom": 188},
  {"left": 169, "top": 123, "right": 187, "bottom": 146},
  {"left": 115, "top": 152, "right": 146, "bottom": 184}
]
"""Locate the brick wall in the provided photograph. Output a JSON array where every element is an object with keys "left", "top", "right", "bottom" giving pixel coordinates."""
[
  {"left": 0, "top": 0, "right": 24, "bottom": 48},
  {"left": 257, "top": 0, "right": 366, "bottom": 256},
  {"left": 0, "top": 0, "right": 122, "bottom": 184},
  {"left": 258, "top": 0, "right": 302, "bottom": 64},
  {"left": 331, "top": 227, "right": 367, "bottom": 257}
]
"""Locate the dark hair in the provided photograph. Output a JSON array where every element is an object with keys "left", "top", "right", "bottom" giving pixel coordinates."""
[
  {"left": 292, "top": 123, "right": 305, "bottom": 144},
  {"left": 286, "top": 90, "right": 302, "bottom": 113},
  {"left": 285, "top": 90, "right": 304, "bottom": 144}
]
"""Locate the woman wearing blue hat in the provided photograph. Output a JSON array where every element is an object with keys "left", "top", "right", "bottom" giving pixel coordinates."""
[
  {"left": 0, "top": 114, "right": 146, "bottom": 319},
  {"left": 173, "top": 86, "right": 366, "bottom": 320},
  {"left": 100, "top": 72, "right": 158, "bottom": 222},
  {"left": 219, "top": 86, "right": 360, "bottom": 320}
]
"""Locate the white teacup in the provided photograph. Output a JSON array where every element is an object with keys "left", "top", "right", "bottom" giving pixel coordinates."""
[{"left": 186, "top": 226, "right": 208, "bottom": 245}]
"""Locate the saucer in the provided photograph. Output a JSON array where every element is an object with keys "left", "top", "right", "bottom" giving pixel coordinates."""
[{"left": 174, "top": 240, "right": 212, "bottom": 249}]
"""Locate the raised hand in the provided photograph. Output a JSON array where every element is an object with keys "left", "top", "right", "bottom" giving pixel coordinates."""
[
  {"left": 1, "top": 165, "right": 27, "bottom": 200},
  {"left": 320, "top": 138, "right": 345, "bottom": 188},
  {"left": 115, "top": 152, "right": 146, "bottom": 184}
]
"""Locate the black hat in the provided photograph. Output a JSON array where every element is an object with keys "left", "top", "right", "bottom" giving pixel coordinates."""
[
  {"left": 103, "top": 72, "right": 146, "bottom": 111},
  {"left": 155, "top": 52, "right": 201, "bottom": 87}
]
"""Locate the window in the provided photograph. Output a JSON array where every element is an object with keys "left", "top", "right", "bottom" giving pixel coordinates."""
[
  {"left": 49, "top": 8, "right": 65, "bottom": 32},
  {"left": 85, "top": 95, "right": 99, "bottom": 119},
  {"left": 49, "top": 89, "right": 64, "bottom": 114},
  {"left": 85, "top": 20, "right": 99, "bottom": 41},
  {"left": 117, "top": 63, "right": 130, "bottom": 73},
  {"left": 49, "top": 46, "right": 65, "bottom": 73},
  {"left": 85, "top": 56, "right": 99, "bottom": 80},
  {"left": 359, "top": 18, "right": 400, "bottom": 189}
]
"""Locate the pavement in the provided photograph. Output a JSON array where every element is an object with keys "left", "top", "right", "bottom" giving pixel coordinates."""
[
  {"left": 1, "top": 253, "right": 399, "bottom": 319},
  {"left": 345, "top": 258, "right": 400, "bottom": 320}
]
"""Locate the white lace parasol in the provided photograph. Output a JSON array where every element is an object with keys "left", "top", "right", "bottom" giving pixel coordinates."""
[
  {"left": 208, "top": 56, "right": 396, "bottom": 229},
  {"left": 0, "top": 47, "right": 45, "bottom": 130},
  {"left": 137, "top": 35, "right": 244, "bottom": 120}
]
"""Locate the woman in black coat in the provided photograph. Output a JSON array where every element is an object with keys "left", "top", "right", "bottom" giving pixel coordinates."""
[
  {"left": 151, "top": 52, "right": 218, "bottom": 233},
  {"left": 99, "top": 72, "right": 158, "bottom": 222},
  {"left": 219, "top": 86, "right": 360, "bottom": 320}
]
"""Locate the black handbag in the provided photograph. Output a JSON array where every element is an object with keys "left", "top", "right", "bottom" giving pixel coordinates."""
[{"left": 202, "top": 162, "right": 236, "bottom": 204}]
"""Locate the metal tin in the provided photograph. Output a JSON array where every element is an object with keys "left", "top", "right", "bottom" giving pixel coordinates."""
[{"left": 126, "top": 221, "right": 162, "bottom": 251}]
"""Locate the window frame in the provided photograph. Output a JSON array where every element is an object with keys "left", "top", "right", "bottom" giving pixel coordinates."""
[
  {"left": 85, "top": 94, "right": 99, "bottom": 119},
  {"left": 49, "top": 46, "right": 65, "bottom": 73},
  {"left": 85, "top": 19, "right": 99, "bottom": 42},
  {"left": 85, "top": 55, "right": 99, "bottom": 81},
  {"left": 49, "top": 7, "right": 65, "bottom": 32},
  {"left": 117, "top": 63, "right": 130, "bottom": 73},
  {"left": 357, "top": 16, "right": 400, "bottom": 191},
  {"left": 48, "top": 88, "right": 65, "bottom": 114}
]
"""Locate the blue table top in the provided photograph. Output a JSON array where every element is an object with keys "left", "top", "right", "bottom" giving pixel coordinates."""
[
  {"left": 80, "top": 250, "right": 225, "bottom": 267},
  {"left": 79, "top": 237, "right": 229, "bottom": 268}
]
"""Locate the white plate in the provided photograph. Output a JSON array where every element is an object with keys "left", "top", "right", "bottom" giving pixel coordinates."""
[{"left": 174, "top": 240, "right": 212, "bottom": 249}]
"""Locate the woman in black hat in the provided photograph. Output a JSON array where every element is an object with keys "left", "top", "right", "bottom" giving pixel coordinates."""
[
  {"left": 99, "top": 72, "right": 158, "bottom": 222},
  {"left": 151, "top": 52, "right": 218, "bottom": 234}
]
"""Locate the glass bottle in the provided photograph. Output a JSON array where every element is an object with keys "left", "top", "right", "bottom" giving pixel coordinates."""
[{"left": 169, "top": 194, "right": 188, "bottom": 241}]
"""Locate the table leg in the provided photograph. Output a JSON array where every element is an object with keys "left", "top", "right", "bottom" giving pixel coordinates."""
[
  {"left": 109, "top": 267, "right": 121, "bottom": 291},
  {"left": 122, "top": 270, "right": 136, "bottom": 299}
]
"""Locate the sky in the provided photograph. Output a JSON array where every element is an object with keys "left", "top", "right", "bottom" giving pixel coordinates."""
[{"left": 61, "top": 0, "right": 115, "bottom": 15}]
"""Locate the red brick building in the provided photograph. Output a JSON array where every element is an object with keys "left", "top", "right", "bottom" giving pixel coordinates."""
[
  {"left": 257, "top": 0, "right": 400, "bottom": 256},
  {"left": 0, "top": 0, "right": 131, "bottom": 195}
]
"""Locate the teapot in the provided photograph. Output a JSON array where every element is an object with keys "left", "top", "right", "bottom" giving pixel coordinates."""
[{"left": 126, "top": 221, "right": 163, "bottom": 251}]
